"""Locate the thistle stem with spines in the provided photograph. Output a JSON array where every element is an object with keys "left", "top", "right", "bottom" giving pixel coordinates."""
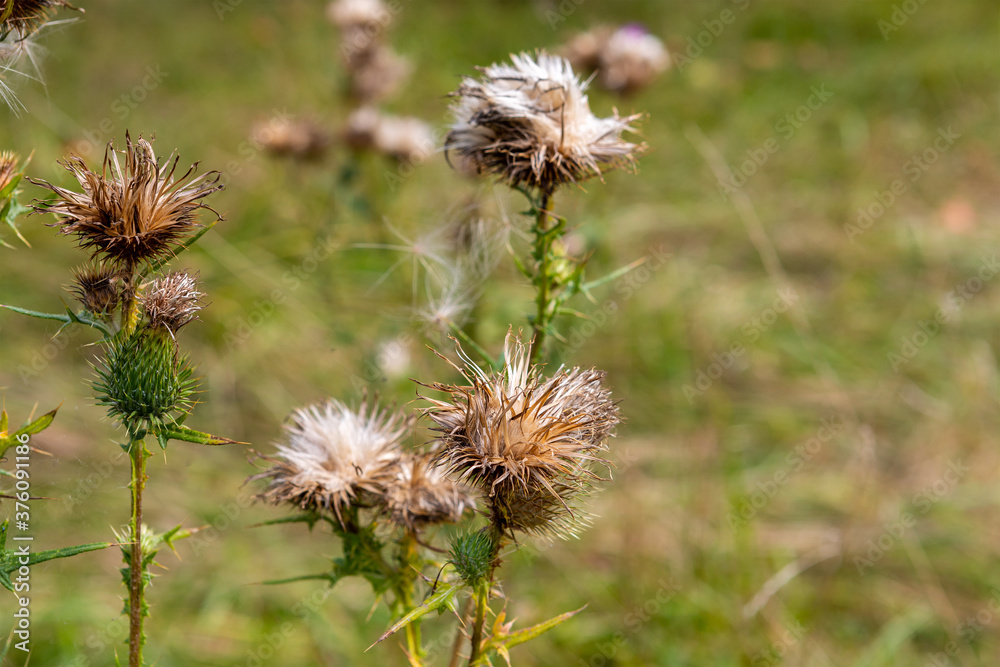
[
  {"left": 528, "top": 186, "right": 559, "bottom": 365},
  {"left": 126, "top": 432, "right": 147, "bottom": 667},
  {"left": 467, "top": 529, "right": 503, "bottom": 666}
]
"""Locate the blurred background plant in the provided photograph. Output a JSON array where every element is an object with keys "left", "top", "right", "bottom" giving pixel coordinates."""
[{"left": 0, "top": 0, "right": 998, "bottom": 665}]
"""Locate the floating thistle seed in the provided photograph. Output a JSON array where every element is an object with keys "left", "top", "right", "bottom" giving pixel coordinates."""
[
  {"left": 422, "top": 333, "right": 620, "bottom": 539},
  {"left": 93, "top": 325, "right": 197, "bottom": 433},
  {"left": 379, "top": 453, "right": 475, "bottom": 531},
  {"left": 70, "top": 263, "right": 123, "bottom": 316},
  {"left": 444, "top": 51, "right": 645, "bottom": 191},
  {"left": 252, "top": 397, "right": 409, "bottom": 524},
  {"left": 139, "top": 271, "right": 204, "bottom": 335},
  {"left": 31, "top": 132, "right": 223, "bottom": 269}
]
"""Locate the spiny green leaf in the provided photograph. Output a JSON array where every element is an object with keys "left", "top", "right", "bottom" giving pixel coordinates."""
[
  {"left": 368, "top": 581, "right": 463, "bottom": 650},
  {"left": 496, "top": 604, "right": 587, "bottom": 650},
  {"left": 156, "top": 424, "right": 244, "bottom": 447}
]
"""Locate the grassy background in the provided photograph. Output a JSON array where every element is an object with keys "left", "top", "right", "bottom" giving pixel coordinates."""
[{"left": 1, "top": 0, "right": 998, "bottom": 664}]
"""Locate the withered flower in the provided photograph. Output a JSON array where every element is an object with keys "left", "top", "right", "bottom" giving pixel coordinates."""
[
  {"left": 0, "top": 0, "right": 79, "bottom": 39},
  {"left": 253, "top": 397, "right": 409, "bottom": 524},
  {"left": 563, "top": 24, "right": 670, "bottom": 95},
  {"left": 444, "top": 51, "right": 644, "bottom": 191},
  {"left": 379, "top": 452, "right": 475, "bottom": 531},
  {"left": 422, "top": 333, "right": 620, "bottom": 539},
  {"left": 0, "top": 150, "right": 19, "bottom": 191},
  {"left": 70, "top": 263, "right": 122, "bottom": 315},
  {"left": 139, "top": 271, "right": 204, "bottom": 334},
  {"left": 345, "top": 107, "right": 433, "bottom": 163},
  {"left": 31, "top": 132, "right": 223, "bottom": 269},
  {"left": 251, "top": 117, "right": 331, "bottom": 160}
]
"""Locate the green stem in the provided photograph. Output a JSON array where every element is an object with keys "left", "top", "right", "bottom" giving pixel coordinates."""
[
  {"left": 396, "top": 531, "right": 423, "bottom": 664},
  {"left": 467, "top": 532, "right": 503, "bottom": 666},
  {"left": 529, "top": 188, "right": 556, "bottom": 365},
  {"left": 127, "top": 436, "right": 147, "bottom": 667},
  {"left": 448, "top": 597, "right": 474, "bottom": 667},
  {"left": 446, "top": 318, "right": 493, "bottom": 366}
]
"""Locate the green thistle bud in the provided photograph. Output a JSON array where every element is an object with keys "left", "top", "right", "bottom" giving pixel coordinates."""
[
  {"left": 93, "top": 326, "right": 197, "bottom": 434},
  {"left": 449, "top": 530, "right": 496, "bottom": 587}
]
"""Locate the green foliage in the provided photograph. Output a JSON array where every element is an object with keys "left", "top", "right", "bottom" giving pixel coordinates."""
[{"left": 0, "top": 520, "right": 111, "bottom": 592}]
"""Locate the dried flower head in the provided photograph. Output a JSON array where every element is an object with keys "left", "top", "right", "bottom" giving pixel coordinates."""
[
  {"left": 253, "top": 397, "right": 409, "bottom": 523},
  {"left": 444, "top": 51, "right": 644, "bottom": 191},
  {"left": 345, "top": 107, "right": 433, "bottom": 163},
  {"left": 597, "top": 24, "right": 670, "bottom": 94},
  {"left": 0, "top": 150, "right": 20, "bottom": 191},
  {"left": 139, "top": 271, "right": 204, "bottom": 334},
  {"left": 350, "top": 45, "right": 411, "bottom": 104},
  {"left": 379, "top": 453, "right": 475, "bottom": 530},
  {"left": 70, "top": 263, "right": 123, "bottom": 315},
  {"left": 327, "top": 0, "right": 389, "bottom": 34},
  {"left": 0, "top": 0, "right": 78, "bottom": 39},
  {"left": 31, "top": 132, "right": 223, "bottom": 269},
  {"left": 252, "top": 117, "right": 330, "bottom": 160},
  {"left": 563, "top": 24, "right": 670, "bottom": 95},
  {"left": 422, "top": 333, "right": 620, "bottom": 538}
]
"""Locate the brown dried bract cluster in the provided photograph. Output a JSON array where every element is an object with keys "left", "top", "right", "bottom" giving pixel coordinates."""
[
  {"left": 444, "top": 51, "right": 645, "bottom": 191},
  {"left": 252, "top": 116, "right": 331, "bottom": 160},
  {"left": 328, "top": 0, "right": 411, "bottom": 105},
  {"left": 1, "top": 0, "right": 78, "bottom": 39},
  {"left": 70, "top": 263, "right": 122, "bottom": 315},
  {"left": 562, "top": 24, "right": 670, "bottom": 95},
  {"left": 31, "top": 132, "right": 223, "bottom": 269},
  {"left": 379, "top": 452, "right": 476, "bottom": 530},
  {"left": 422, "top": 333, "right": 620, "bottom": 539},
  {"left": 0, "top": 150, "right": 20, "bottom": 191},
  {"left": 138, "top": 271, "right": 204, "bottom": 334},
  {"left": 253, "top": 396, "right": 472, "bottom": 530}
]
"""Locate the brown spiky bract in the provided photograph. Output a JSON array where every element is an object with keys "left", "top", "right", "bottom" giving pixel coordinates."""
[
  {"left": 421, "top": 333, "right": 620, "bottom": 539},
  {"left": 139, "top": 272, "right": 204, "bottom": 334},
  {"left": 0, "top": 150, "right": 19, "bottom": 190},
  {"left": 444, "top": 51, "right": 644, "bottom": 191},
  {"left": 379, "top": 452, "right": 475, "bottom": 530},
  {"left": 0, "top": 0, "right": 78, "bottom": 39},
  {"left": 70, "top": 263, "right": 122, "bottom": 315},
  {"left": 252, "top": 397, "right": 410, "bottom": 525},
  {"left": 31, "top": 132, "right": 223, "bottom": 269}
]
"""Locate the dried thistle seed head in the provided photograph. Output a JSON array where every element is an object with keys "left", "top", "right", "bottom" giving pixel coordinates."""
[
  {"left": 350, "top": 45, "right": 411, "bottom": 104},
  {"left": 139, "top": 271, "right": 204, "bottom": 334},
  {"left": 93, "top": 326, "right": 197, "bottom": 432},
  {"left": 31, "top": 132, "right": 223, "bottom": 268},
  {"left": 597, "top": 24, "right": 670, "bottom": 94},
  {"left": 344, "top": 107, "right": 433, "bottom": 163},
  {"left": 253, "top": 397, "right": 409, "bottom": 523},
  {"left": 0, "top": 0, "right": 79, "bottom": 39},
  {"left": 251, "top": 117, "right": 330, "bottom": 160},
  {"left": 379, "top": 453, "right": 475, "bottom": 530},
  {"left": 70, "top": 263, "right": 123, "bottom": 315},
  {"left": 444, "top": 51, "right": 645, "bottom": 191},
  {"left": 422, "top": 333, "right": 620, "bottom": 538},
  {"left": 327, "top": 0, "right": 390, "bottom": 34}
]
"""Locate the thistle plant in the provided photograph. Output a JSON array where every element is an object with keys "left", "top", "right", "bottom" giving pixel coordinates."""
[
  {"left": 255, "top": 50, "right": 646, "bottom": 665},
  {"left": 2, "top": 132, "right": 240, "bottom": 667}
]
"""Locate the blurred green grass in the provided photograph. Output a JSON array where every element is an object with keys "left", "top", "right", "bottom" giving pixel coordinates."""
[{"left": 1, "top": 0, "right": 998, "bottom": 665}]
